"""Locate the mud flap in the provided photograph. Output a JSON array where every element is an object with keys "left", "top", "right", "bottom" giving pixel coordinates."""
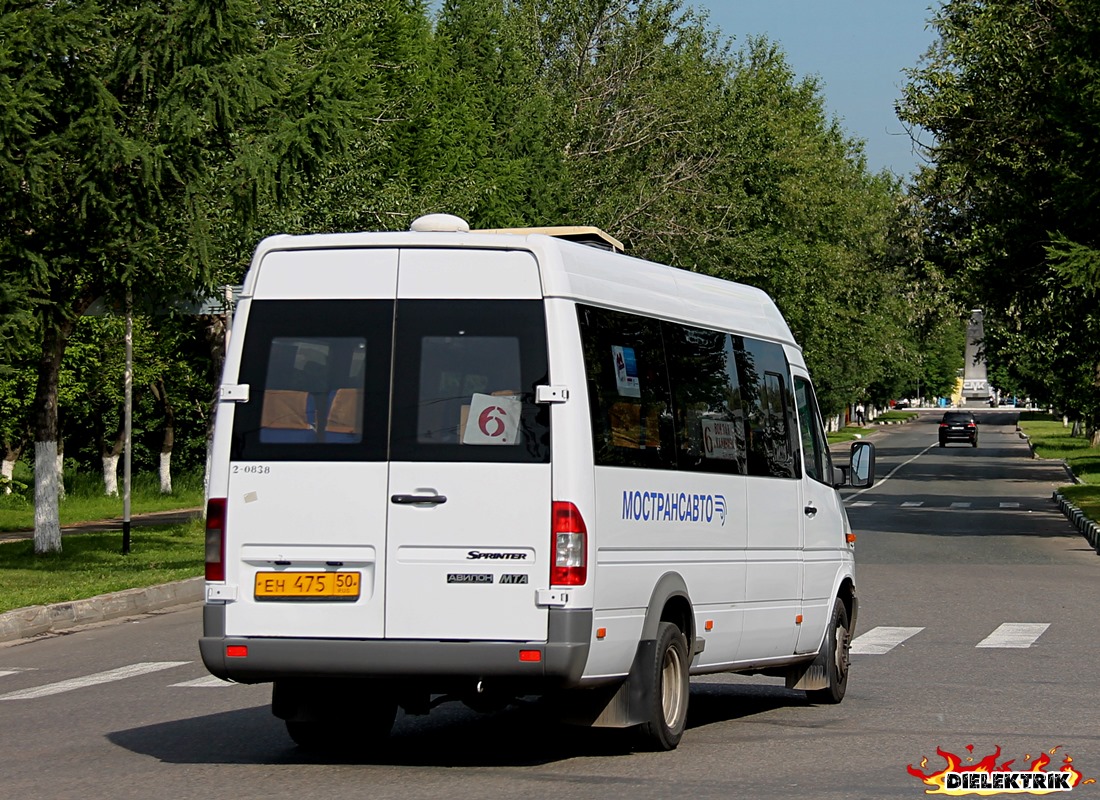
[
  {"left": 787, "top": 619, "right": 830, "bottom": 690},
  {"left": 556, "top": 639, "right": 657, "bottom": 728},
  {"left": 786, "top": 657, "right": 829, "bottom": 691}
]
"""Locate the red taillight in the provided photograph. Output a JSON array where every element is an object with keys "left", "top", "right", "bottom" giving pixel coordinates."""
[
  {"left": 550, "top": 501, "right": 587, "bottom": 586},
  {"left": 205, "top": 498, "right": 226, "bottom": 582},
  {"left": 226, "top": 645, "right": 248, "bottom": 658},
  {"left": 939, "top": 422, "right": 948, "bottom": 428}
]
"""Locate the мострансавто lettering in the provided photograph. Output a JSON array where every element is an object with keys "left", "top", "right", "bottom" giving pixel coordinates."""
[{"left": 621, "top": 490, "right": 727, "bottom": 526}]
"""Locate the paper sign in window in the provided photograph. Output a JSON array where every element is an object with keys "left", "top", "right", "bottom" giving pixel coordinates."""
[
  {"left": 612, "top": 346, "right": 641, "bottom": 397},
  {"left": 701, "top": 419, "right": 740, "bottom": 461},
  {"left": 462, "top": 393, "right": 522, "bottom": 445}
]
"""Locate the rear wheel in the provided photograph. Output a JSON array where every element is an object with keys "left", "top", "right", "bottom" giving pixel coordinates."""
[
  {"left": 806, "top": 598, "right": 850, "bottom": 705},
  {"left": 635, "top": 621, "right": 690, "bottom": 751},
  {"left": 972, "top": 439, "right": 978, "bottom": 448},
  {"left": 939, "top": 440, "right": 946, "bottom": 447},
  {"left": 275, "top": 679, "right": 397, "bottom": 753}
]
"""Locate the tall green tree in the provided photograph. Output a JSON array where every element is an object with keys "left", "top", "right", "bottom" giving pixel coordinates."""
[
  {"left": 0, "top": 0, "right": 384, "bottom": 553},
  {"left": 899, "top": 0, "right": 1100, "bottom": 440}
]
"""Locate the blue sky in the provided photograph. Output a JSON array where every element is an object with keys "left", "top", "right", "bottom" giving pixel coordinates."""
[{"left": 692, "top": 1, "right": 941, "bottom": 177}]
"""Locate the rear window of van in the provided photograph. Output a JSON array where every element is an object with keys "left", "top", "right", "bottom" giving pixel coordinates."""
[{"left": 231, "top": 299, "right": 550, "bottom": 463}]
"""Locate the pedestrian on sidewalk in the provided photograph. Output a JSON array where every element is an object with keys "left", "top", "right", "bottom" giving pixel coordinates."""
[{"left": 855, "top": 402, "right": 866, "bottom": 426}]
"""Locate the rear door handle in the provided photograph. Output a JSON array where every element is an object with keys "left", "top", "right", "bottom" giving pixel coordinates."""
[
  {"left": 804, "top": 503, "right": 817, "bottom": 518},
  {"left": 391, "top": 494, "right": 448, "bottom": 505}
]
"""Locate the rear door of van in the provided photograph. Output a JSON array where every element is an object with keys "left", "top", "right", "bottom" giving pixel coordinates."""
[
  {"left": 222, "top": 245, "right": 552, "bottom": 643},
  {"left": 384, "top": 248, "right": 551, "bottom": 640}
]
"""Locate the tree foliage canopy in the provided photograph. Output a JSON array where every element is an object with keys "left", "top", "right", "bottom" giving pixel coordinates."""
[
  {"left": 899, "top": 0, "right": 1100, "bottom": 433},
  {"left": 2, "top": 0, "right": 956, "bottom": 548}
]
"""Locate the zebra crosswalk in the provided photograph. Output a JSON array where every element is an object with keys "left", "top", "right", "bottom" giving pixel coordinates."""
[
  {"left": 846, "top": 499, "right": 1032, "bottom": 509},
  {"left": 0, "top": 621, "right": 1057, "bottom": 701},
  {"left": 849, "top": 626, "right": 923, "bottom": 655},
  {"left": 0, "top": 661, "right": 190, "bottom": 701},
  {"left": 851, "top": 622, "right": 1051, "bottom": 655}
]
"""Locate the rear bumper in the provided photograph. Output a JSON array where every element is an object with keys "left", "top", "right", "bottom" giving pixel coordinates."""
[
  {"left": 939, "top": 431, "right": 976, "bottom": 442},
  {"left": 200, "top": 604, "right": 592, "bottom": 688}
]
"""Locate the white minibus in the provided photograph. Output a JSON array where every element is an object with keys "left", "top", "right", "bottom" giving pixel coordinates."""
[{"left": 200, "top": 213, "right": 875, "bottom": 751}]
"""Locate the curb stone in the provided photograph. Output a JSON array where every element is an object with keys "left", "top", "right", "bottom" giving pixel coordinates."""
[
  {"left": 1053, "top": 491, "right": 1100, "bottom": 555},
  {"left": 0, "top": 576, "right": 203, "bottom": 644}
]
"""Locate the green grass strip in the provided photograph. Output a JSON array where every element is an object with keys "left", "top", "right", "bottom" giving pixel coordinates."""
[
  {"left": 1018, "top": 412, "right": 1100, "bottom": 525},
  {"left": 0, "top": 520, "right": 203, "bottom": 614}
]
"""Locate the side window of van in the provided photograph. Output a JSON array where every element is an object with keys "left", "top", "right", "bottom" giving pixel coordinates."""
[
  {"left": 390, "top": 300, "right": 550, "bottom": 464},
  {"left": 735, "top": 337, "right": 799, "bottom": 479},
  {"left": 794, "top": 376, "right": 833, "bottom": 484},
  {"left": 664, "top": 325, "right": 746, "bottom": 475},
  {"left": 578, "top": 306, "right": 676, "bottom": 470}
]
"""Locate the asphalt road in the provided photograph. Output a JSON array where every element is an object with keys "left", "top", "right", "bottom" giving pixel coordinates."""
[{"left": 1, "top": 412, "right": 1096, "bottom": 800}]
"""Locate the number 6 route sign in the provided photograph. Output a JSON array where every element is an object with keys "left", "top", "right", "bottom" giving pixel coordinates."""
[{"left": 462, "top": 393, "right": 522, "bottom": 445}]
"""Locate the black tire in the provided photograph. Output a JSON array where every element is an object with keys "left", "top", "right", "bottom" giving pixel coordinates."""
[
  {"left": 806, "top": 598, "right": 850, "bottom": 705},
  {"left": 972, "top": 439, "right": 978, "bottom": 448},
  {"left": 939, "top": 440, "right": 946, "bottom": 447},
  {"left": 636, "top": 621, "right": 690, "bottom": 751},
  {"left": 286, "top": 720, "right": 344, "bottom": 752},
  {"left": 279, "top": 683, "right": 397, "bottom": 753}
]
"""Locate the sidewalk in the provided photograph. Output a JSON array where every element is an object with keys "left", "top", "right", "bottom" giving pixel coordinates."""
[
  {"left": 0, "top": 508, "right": 204, "bottom": 645},
  {"left": 0, "top": 507, "right": 203, "bottom": 544}
]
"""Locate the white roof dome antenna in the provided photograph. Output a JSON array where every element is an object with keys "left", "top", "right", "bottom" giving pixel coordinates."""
[{"left": 409, "top": 213, "right": 470, "bottom": 233}]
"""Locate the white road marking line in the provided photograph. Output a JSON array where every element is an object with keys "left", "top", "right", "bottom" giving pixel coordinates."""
[
  {"left": 976, "top": 623, "right": 1050, "bottom": 649},
  {"left": 901, "top": 501, "right": 924, "bottom": 507},
  {"left": 850, "top": 626, "right": 924, "bottom": 655},
  {"left": 950, "top": 502, "right": 971, "bottom": 509},
  {"left": 850, "top": 501, "right": 875, "bottom": 507},
  {"left": 0, "top": 661, "right": 189, "bottom": 700},
  {"left": 171, "top": 675, "right": 234, "bottom": 688},
  {"left": 0, "top": 668, "right": 37, "bottom": 679},
  {"left": 845, "top": 443, "right": 939, "bottom": 502},
  {"left": 999, "top": 502, "right": 1021, "bottom": 509}
]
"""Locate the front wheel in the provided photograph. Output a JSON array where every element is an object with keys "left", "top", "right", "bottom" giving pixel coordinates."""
[
  {"left": 635, "top": 621, "right": 690, "bottom": 751},
  {"left": 806, "top": 598, "right": 851, "bottom": 705}
]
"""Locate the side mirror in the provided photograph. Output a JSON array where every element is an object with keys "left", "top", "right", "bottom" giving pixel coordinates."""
[{"left": 847, "top": 441, "right": 876, "bottom": 488}]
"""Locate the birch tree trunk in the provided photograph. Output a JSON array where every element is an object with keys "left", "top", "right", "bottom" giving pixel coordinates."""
[
  {"left": 1, "top": 455, "right": 16, "bottom": 495},
  {"left": 151, "top": 378, "right": 175, "bottom": 494},
  {"left": 101, "top": 426, "right": 125, "bottom": 496},
  {"left": 2, "top": 440, "right": 22, "bottom": 495},
  {"left": 159, "top": 452, "right": 172, "bottom": 495},
  {"left": 33, "top": 305, "right": 83, "bottom": 555},
  {"left": 34, "top": 440, "right": 62, "bottom": 553},
  {"left": 102, "top": 454, "right": 120, "bottom": 496}
]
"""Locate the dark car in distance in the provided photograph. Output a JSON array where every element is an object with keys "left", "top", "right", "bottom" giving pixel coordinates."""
[{"left": 939, "top": 411, "right": 978, "bottom": 447}]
